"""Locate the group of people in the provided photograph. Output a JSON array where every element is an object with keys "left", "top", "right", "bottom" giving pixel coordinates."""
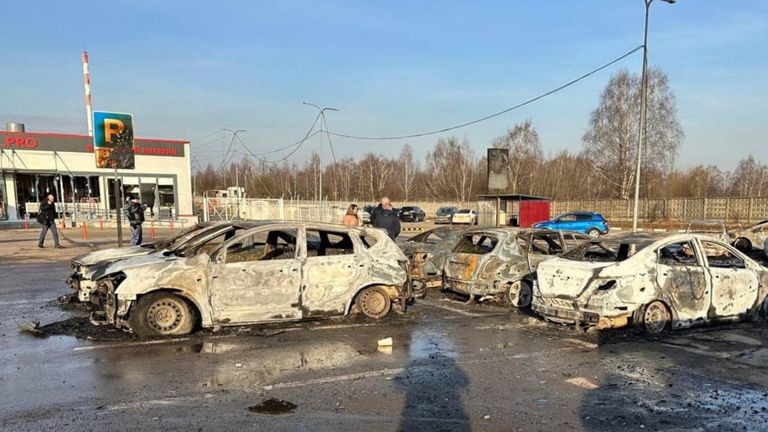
[
  {"left": 341, "top": 197, "right": 401, "bottom": 240},
  {"left": 36, "top": 194, "right": 148, "bottom": 248}
]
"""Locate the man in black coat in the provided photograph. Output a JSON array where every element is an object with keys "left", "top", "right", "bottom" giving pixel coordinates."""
[
  {"left": 123, "top": 195, "right": 148, "bottom": 246},
  {"left": 370, "top": 197, "right": 401, "bottom": 240},
  {"left": 37, "top": 193, "right": 63, "bottom": 248}
]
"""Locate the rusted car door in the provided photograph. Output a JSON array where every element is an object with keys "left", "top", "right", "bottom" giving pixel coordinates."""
[
  {"left": 655, "top": 240, "right": 711, "bottom": 321},
  {"left": 699, "top": 240, "right": 759, "bottom": 318},
  {"left": 209, "top": 228, "right": 302, "bottom": 324},
  {"left": 301, "top": 228, "right": 367, "bottom": 317}
]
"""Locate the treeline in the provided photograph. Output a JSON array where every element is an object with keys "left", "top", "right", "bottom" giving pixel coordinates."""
[
  {"left": 193, "top": 137, "right": 767, "bottom": 202},
  {"left": 194, "top": 69, "right": 767, "bottom": 202}
]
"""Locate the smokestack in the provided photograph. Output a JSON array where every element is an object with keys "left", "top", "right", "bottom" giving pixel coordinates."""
[{"left": 82, "top": 50, "right": 94, "bottom": 136}]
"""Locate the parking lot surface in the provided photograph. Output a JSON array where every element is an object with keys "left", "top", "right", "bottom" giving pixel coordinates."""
[{"left": 2, "top": 249, "right": 768, "bottom": 431}]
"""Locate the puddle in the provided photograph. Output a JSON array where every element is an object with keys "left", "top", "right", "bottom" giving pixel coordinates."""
[{"left": 248, "top": 398, "right": 297, "bottom": 415}]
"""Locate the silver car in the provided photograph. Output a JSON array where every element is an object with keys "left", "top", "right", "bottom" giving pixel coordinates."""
[{"left": 89, "top": 222, "right": 411, "bottom": 337}]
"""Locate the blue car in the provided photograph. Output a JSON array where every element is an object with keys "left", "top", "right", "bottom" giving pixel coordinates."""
[{"left": 533, "top": 211, "right": 609, "bottom": 238}]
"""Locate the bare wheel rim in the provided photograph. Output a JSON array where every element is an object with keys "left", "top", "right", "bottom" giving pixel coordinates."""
[
  {"left": 146, "top": 298, "right": 186, "bottom": 333},
  {"left": 360, "top": 288, "right": 389, "bottom": 318},
  {"left": 644, "top": 301, "right": 669, "bottom": 334}
]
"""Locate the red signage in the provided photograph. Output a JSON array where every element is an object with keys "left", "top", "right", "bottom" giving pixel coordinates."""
[{"left": 3, "top": 136, "right": 39, "bottom": 149}]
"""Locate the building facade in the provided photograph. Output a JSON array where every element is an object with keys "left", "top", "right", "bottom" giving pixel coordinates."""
[{"left": 0, "top": 129, "right": 193, "bottom": 225}]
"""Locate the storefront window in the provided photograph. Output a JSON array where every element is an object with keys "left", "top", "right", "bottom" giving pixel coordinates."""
[{"left": 0, "top": 179, "right": 7, "bottom": 220}]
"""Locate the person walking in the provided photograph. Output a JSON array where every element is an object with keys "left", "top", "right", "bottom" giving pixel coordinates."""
[
  {"left": 342, "top": 204, "right": 360, "bottom": 226},
  {"left": 37, "top": 193, "right": 63, "bottom": 249},
  {"left": 123, "top": 195, "right": 148, "bottom": 246},
  {"left": 370, "top": 197, "right": 401, "bottom": 240}
]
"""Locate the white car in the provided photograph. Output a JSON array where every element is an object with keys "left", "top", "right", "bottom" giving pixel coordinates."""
[
  {"left": 451, "top": 208, "right": 478, "bottom": 225},
  {"left": 532, "top": 233, "right": 768, "bottom": 334}
]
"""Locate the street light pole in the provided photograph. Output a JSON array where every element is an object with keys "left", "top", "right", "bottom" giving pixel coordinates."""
[
  {"left": 302, "top": 102, "right": 339, "bottom": 202},
  {"left": 632, "top": 0, "right": 674, "bottom": 232},
  {"left": 222, "top": 128, "right": 246, "bottom": 214}
]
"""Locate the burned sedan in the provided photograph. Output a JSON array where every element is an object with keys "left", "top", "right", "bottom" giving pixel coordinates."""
[
  {"left": 68, "top": 221, "right": 256, "bottom": 302},
  {"left": 729, "top": 220, "right": 768, "bottom": 256},
  {"left": 399, "top": 226, "right": 469, "bottom": 296},
  {"left": 442, "top": 228, "right": 588, "bottom": 307},
  {"left": 90, "top": 222, "right": 411, "bottom": 337},
  {"left": 532, "top": 234, "right": 768, "bottom": 334}
]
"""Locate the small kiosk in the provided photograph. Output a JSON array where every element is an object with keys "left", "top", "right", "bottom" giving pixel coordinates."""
[{"left": 476, "top": 194, "right": 551, "bottom": 227}]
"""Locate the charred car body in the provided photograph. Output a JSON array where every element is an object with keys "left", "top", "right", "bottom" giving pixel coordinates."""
[
  {"left": 399, "top": 226, "right": 469, "bottom": 296},
  {"left": 533, "top": 234, "right": 768, "bottom": 334},
  {"left": 442, "top": 228, "right": 588, "bottom": 307},
  {"left": 90, "top": 222, "right": 411, "bottom": 336},
  {"left": 67, "top": 222, "right": 255, "bottom": 302},
  {"left": 729, "top": 220, "right": 768, "bottom": 256}
]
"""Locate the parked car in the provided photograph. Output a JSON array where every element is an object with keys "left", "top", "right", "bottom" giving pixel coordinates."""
[
  {"left": 399, "top": 225, "right": 469, "bottom": 296},
  {"left": 442, "top": 228, "right": 589, "bottom": 307},
  {"left": 89, "top": 222, "right": 412, "bottom": 337},
  {"left": 67, "top": 221, "right": 242, "bottom": 302},
  {"left": 451, "top": 208, "right": 478, "bottom": 225},
  {"left": 361, "top": 207, "right": 372, "bottom": 225},
  {"left": 399, "top": 206, "right": 426, "bottom": 222},
  {"left": 434, "top": 207, "right": 458, "bottom": 224},
  {"left": 532, "top": 233, "right": 768, "bottom": 335},
  {"left": 728, "top": 220, "right": 768, "bottom": 256},
  {"left": 533, "top": 211, "right": 608, "bottom": 238}
]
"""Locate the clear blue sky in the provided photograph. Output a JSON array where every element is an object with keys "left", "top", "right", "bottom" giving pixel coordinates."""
[{"left": 1, "top": 1, "right": 766, "bottom": 171}]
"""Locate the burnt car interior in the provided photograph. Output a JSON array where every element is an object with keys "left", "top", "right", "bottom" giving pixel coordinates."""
[
  {"left": 701, "top": 241, "right": 746, "bottom": 269},
  {"left": 455, "top": 234, "right": 499, "bottom": 254},
  {"left": 173, "top": 226, "right": 247, "bottom": 257},
  {"left": 565, "top": 241, "right": 648, "bottom": 262},
  {"left": 224, "top": 230, "right": 298, "bottom": 263},
  {"left": 659, "top": 241, "right": 699, "bottom": 267},
  {"left": 306, "top": 229, "right": 355, "bottom": 257},
  {"left": 530, "top": 233, "right": 564, "bottom": 255}
]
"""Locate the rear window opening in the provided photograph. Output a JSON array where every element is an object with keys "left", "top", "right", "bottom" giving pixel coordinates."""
[
  {"left": 455, "top": 234, "right": 499, "bottom": 255},
  {"left": 563, "top": 241, "right": 649, "bottom": 262}
]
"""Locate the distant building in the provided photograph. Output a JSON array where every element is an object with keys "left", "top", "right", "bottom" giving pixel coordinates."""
[{"left": 0, "top": 124, "right": 194, "bottom": 225}]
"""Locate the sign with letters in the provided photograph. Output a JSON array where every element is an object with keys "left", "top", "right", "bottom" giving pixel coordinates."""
[{"left": 93, "top": 111, "right": 135, "bottom": 169}]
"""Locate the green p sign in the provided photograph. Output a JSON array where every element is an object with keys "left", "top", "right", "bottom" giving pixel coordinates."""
[{"left": 93, "top": 111, "right": 135, "bottom": 169}]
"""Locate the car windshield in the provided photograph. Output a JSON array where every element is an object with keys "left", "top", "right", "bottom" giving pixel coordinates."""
[
  {"left": 154, "top": 224, "right": 206, "bottom": 249},
  {"left": 562, "top": 240, "right": 651, "bottom": 262}
]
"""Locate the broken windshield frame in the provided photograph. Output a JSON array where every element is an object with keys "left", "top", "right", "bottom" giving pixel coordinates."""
[{"left": 562, "top": 240, "right": 651, "bottom": 263}]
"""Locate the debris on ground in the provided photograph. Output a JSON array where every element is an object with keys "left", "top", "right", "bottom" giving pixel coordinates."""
[
  {"left": 247, "top": 398, "right": 297, "bottom": 415},
  {"left": 378, "top": 337, "right": 393, "bottom": 347},
  {"left": 18, "top": 321, "right": 48, "bottom": 338}
]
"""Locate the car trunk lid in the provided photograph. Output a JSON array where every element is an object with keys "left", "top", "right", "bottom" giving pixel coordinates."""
[{"left": 537, "top": 259, "right": 612, "bottom": 299}]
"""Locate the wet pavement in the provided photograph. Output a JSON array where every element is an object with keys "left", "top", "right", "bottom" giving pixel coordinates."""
[{"left": 2, "top": 261, "right": 768, "bottom": 431}]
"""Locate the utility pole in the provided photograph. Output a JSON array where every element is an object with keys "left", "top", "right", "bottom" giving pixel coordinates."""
[
  {"left": 632, "top": 0, "right": 675, "bottom": 232},
  {"left": 302, "top": 102, "right": 339, "bottom": 202},
  {"left": 222, "top": 128, "right": 246, "bottom": 216}
]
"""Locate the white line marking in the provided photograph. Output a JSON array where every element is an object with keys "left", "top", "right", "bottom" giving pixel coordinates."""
[
  {"left": 263, "top": 367, "right": 405, "bottom": 391},
  {"left": 73, "top": 337, "right": 192, "bottom": 351}
]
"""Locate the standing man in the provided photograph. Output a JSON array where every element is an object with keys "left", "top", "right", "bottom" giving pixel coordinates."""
[
  {"left": 123, "top": 195, "right": 147, "bottom": 246},
  {"left": 37, "top": 193, "right": 63, "bottom": 249},
  {"left": 370, "top": 197, "right": 401, "bottom": 240}
]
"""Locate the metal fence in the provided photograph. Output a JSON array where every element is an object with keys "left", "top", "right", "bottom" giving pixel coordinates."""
[{"left": 551, "top": 197, "right": 768, "bottom": 223}]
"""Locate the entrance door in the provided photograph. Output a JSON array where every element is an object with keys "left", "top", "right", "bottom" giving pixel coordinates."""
[
  {"left": 301, "top": 228, "right": 366, "bottom": 317},
  {"left": 656, "top": 240, "right": 710, "bottom": 323},
  {"left": 700, "top": 240, "right": 759, "bottom": 318},
  {"left": 209, "top": 228, "right": 302, "bottom": 324}
]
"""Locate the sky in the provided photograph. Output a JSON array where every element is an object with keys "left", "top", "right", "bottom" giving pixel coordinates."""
[{"left": 1, "top": 1, "right": 766, "bottom": 172}]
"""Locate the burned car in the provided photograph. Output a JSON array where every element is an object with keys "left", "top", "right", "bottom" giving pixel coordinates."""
[
  {"left": 68, "top": 221, "right": 256, "bottom": 302},
  {"left": 532, "top": 234, "right": 768, "bottom": 334},
  {"left": 90, "top": 222, "right": 411, "bottom": 337},
  {"left": 729, "top": 220, "right": 768, "bottom": 256},
  {"left": 399, "top": 226, "right": 469, "bottom": 296},
  {"left": 442, "top": 228, "right": 588, "bottom": 307}
]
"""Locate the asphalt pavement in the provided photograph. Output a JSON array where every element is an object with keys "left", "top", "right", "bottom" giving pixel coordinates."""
[{"left": 1, "top": 230, "right": 768, "bottom": 431}]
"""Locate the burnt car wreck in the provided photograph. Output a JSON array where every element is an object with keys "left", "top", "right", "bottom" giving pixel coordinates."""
[
  {"left": 442, "top": 228, "right": 588, "bottom": 307},
  {"left": 533, "top": 234, "right": 768, "bottom": 334},
  {"left": 89, "top": 222, "right": 412, "bottom": 336},
  {"left": 399, "top": 226, "right": 469, "bottom": 296}
]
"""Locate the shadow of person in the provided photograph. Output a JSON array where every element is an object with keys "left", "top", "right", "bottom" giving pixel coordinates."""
[{"left": 396, "top": 353, "right": 471, "bottom": 432}]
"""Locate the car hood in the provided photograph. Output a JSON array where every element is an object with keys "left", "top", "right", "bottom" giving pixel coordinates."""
[
  {"left": 537, "top": 258, "right": 614, "bottom": 299},
  {"left": 90, "top": 251, "right": 182, "bottom": 280},
  {"left": 73, "top": 246, "right": 154, "bottom": 266}
]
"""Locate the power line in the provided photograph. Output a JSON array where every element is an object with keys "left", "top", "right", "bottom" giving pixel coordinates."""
[
  {"left": 325, "top": 45, "right": 643, "bottom": 140},
  {"left": 234, "top": 112, "right": 324, "bottom": 164}
]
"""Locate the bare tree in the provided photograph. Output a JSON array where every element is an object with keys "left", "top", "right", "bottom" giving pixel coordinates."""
[
  {"left": 582, "top": 68, "right": 684, "bottom": 199},
  {"left": 727, "top": 156, "right": 768, "bottom": 197},
  {"left": 492, "top": 120, "right": 544, "bottom": 194},
  {"left": 395, "top": 145, "right": 418, "bottom": 201},
  {"left": 426, "top": 137, "right": 476, "bottom": 201}
]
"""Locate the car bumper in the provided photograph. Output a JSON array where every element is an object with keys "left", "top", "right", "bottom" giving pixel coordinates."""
[
  {"left": 531, "top": 300, "right": 631, "bottom": 329},
  {"left": 399, "top": 215, "right": 420, "bottom": 222},
  {"left": 434, "top": 216, "right": 452, "bottom": 224},
  {"left": 443, "top": 277, "right": 494, "bottom": 296}
]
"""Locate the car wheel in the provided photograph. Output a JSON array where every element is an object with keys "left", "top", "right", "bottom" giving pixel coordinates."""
[
  {"left": 587, "top": 228, "right": 601, "bottom": 238},
  {"left": 505, "top": 280, "right": 532, "bottom": 308},
  {"left": 733, "top": 237, "right": 752, "bottom": 252},
  {"left": 357, "top": 286, "right": 392, "bottom": 319},
  {"left": 642, "top": 300, "right": 671, "bottom": 335},
  {"left": 129, "top": 292, "right": 196, "bottom": 337}
]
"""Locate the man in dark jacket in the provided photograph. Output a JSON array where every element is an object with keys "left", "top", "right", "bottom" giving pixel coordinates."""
[
  {"left": 37, "top": 193, "right": 63, "bottom": 248},
  {"left": 123, "top": 196, "right": 148, "bottom": 246},
  {"left": 370, "top": 197, "right": 401, "bottom": 240}
]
